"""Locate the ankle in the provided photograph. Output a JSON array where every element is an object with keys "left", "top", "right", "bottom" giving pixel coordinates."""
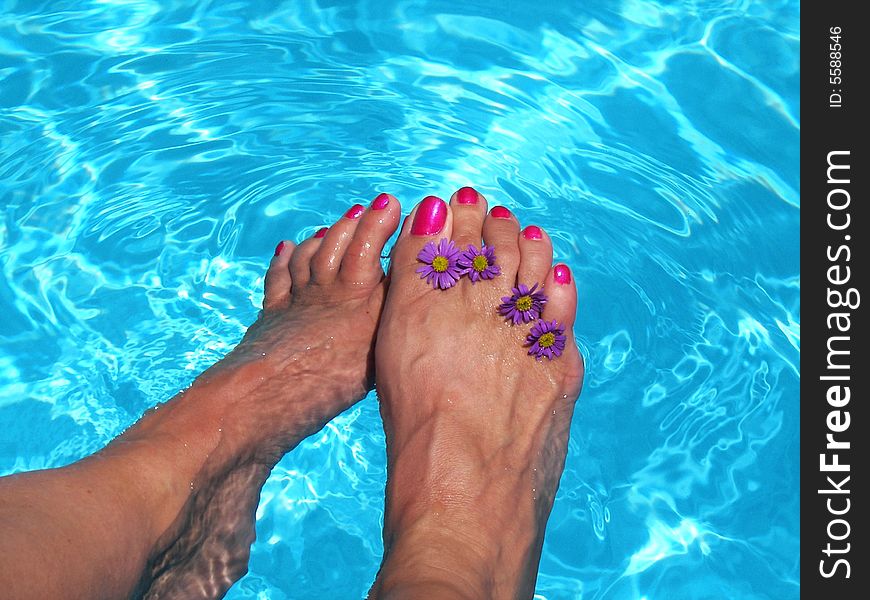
[
  {"left": 374, "top": 522, "right": 496, "bottom": 600},
  {"left": 101, "top": 378, "right": 239, "bottom": 540},
  {"left": 375, "top": 512, "right": 541, "bottom": 599},
  {"left": 377, "top": 464, "right": 546, "bottom": 599}
]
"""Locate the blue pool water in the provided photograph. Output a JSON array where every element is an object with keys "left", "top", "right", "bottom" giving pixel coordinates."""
[{"left": 0, "top": 1, "right": 799, "bottom": 598}]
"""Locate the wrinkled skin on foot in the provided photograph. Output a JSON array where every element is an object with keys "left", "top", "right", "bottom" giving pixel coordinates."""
[
  {"left": 372, "top": 190, "right": 584, "bottom": 599},
  {"left": 138, "top": 196, "right": 401, "bottom": 599}
]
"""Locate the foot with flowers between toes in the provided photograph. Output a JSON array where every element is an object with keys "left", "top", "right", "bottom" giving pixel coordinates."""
[{"left": 370, "top": 188, "right": 584, "bottom": 599}]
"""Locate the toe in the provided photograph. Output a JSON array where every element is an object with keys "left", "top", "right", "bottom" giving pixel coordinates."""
[
  {"left": 391, "top": 195, "right": 453, "bottom": 269},
  {"left": 388, "top": 195, "right": 454, "bottom": 291},
  {"left": 264, "top": 240, "right": 295, "bottom": 309},
  {"left": 517, "top": 225, "right": 553, "bottom": 288},
  {"left": 289, "top": 230, "right": 326, "bottom": 288},
  {"left": 338, "top": 193, "right": 402, "bottom": 285},
  {"left": 482, "top": 205, "right": 520, "bottom": 280},
  {"left": 541, "top": 263, "right": 578, "bottom": 332},
  {"left": 449, "top": 186, "right": 488, "bottom": 249},
  {"left": 310, "top": 203, "right": 366, "bottom": 283},
  {"left": 540, "top": 262, "right": 584, "bottom": 391}
]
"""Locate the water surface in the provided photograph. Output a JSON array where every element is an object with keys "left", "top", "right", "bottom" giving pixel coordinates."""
[{"left": 0, "top": 1, "right": 799, "bottom": 598}]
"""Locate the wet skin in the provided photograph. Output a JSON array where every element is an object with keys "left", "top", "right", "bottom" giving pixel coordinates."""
[
  {"left": 370, "top": 190, "right": 584, "bottom": 599},
  {"left": 0, "top": 189, "right": 583, "bottom": 600}
]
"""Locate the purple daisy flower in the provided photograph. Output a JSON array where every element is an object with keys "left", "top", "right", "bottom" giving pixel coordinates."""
[
  {"left": 416, "top": 238, "right": 463, "bottom": 289},
  {"left": 526, "top": 319, "right": 567, "bottom": 361},
  {"left": 498, "top": 283, "right": 547, "bottom": 324},
  {"left": 457, "top": 244, "right": 501, "bottom": 283}
]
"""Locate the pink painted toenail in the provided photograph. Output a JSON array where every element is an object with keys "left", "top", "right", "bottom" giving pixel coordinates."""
[
  {"left": 274, "top": 241, "right": 286, "bottom": 256},
  {"left": 411, "top": 196, "right": 447, "bottom": 236},
  {"left": 372, "top": 193, "right": 390, "bottom": 210},
  {"left": 523, "top": 225, "right": 543, "bottom": 240},
  {"left": 344, "top": 204, "right": 365, "bottom": 219},
  {"left": 314, "top": 227, "right": 328, "bottom": 238},
  {"left": 554, "top": 264, "right": 572, "bottom": 285},
  {"left": 457, "top": 186, "right": 478, "bottom": 204},
  {"left": 491, "top": 206, "right": 511, "bottom": 219}
]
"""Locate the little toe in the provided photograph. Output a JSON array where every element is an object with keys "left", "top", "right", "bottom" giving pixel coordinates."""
[
  {"left": 289, "top": 229, "right": 326, "bottom": 288},
  {"left": 449, "top": 186, "right": 488, "bottom": 249},
  {"left": 541, "top": 263, "right": 578, "bottom": 332},
  {"left": 481, "top": 205, "right": 521, "bottom": 280},
  {"left": 338, "top": 193, "right": 401, "bottom": 285},
  {"left": 310, "top": 203, "right": 366, "bottom": 283},
  {"left": 263, "top": 240, "right": 295, "bottom": 309},
  {"left": 517, "top": 225, "right": 553, "bottom": 288},
  {"left": 539, "top": 262, "right": 584, "bottom": 390},
  {"left": 390, "top": 196, "right": 453, "bottom": 286}
]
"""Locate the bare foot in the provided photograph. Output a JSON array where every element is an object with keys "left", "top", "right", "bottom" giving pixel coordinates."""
[
  {"left": 128, "top": 194, "right": 401, "bottom": 598},
  {"left": 370, "top": 190, "right": 584, "bottom": 599}
]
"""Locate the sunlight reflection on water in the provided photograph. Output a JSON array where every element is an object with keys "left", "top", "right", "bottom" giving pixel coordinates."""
[{"left": 0, "top": 0, "right": 798, "bottom": 598}]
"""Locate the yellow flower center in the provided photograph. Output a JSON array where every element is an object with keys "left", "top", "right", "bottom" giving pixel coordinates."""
[
  {"left": 472, "top": 255, "right": 489, "bottom": 272},
  {"left": 516, "top": 295, "right": 533, "bottom": 311},
  {"left": 538, "top": 332, "right": 556, "bottom": 348},
  {"left": 432, "top": 256, "right": 449, "bottom": 273}
]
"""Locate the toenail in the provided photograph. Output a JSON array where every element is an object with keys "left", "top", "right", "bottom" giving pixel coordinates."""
[
  {"left": 372, "top": 193, "right": 391, "bottom": 210},
  {"left": 274, "top": 241, "right": 286, "bottom": 256},
  {"left": 554, "top": 264, "right": 572, "bottom": 285},
  {"left": 314, "top": 227, "right": 328, "bottom": 238},
  {"left": 523, "top": 225, "right": 543, "bottom": 240},
  {"left": 457, "top": 186, "right": 479, "bottom": 204},
  {"left": 411, "top": 196, "right": 447, "bottom": 236},
  {"left": 344, "top": 204, "right": 365, "bottom": 219},
  {"left": 491, "top": 206, "right": 511, "bottom": 219}
]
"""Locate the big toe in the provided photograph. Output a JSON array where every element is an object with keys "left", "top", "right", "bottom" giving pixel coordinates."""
[
  {"left": 389, "top": 195, "right": 455, "bottom": 292},
  {"left": 338, "top": 193, "right": 401, "bottom": 285}
]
